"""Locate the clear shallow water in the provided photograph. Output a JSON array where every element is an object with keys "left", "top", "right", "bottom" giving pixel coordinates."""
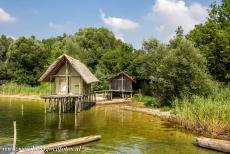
[{"left": 0, "top": 98, "right": 221, "bottom": 154}]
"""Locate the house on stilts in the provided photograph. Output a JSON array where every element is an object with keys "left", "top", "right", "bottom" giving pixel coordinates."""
[
  {"left": 39, "top": 54, "right": 99, "bottom": 114},
  {"left": 109, "top": 72, "right": 138, "bottom": 99}
]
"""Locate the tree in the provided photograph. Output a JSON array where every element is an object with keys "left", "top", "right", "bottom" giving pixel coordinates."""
[
  {"left": 6, "top": 37, "right": 50, "bottom": 85},
  {"left": 130, "top": 38, "right": 168, "bottom": 96},
  {"left": 95, "top": 43, "right": 134, "bottom": 90},
  {"left": 187, "top": 0, "right": 230, "bottom": 83},
  {"left": 0, "top": 61, "right": 9, "bottom": 80},
  {"left": 0, "top": 35, "right": 13, "bottom": 61},
  {"left": 175, "top": 26, "right": 184, "bottom": 37},
  {"left": 150, "top": 38, "right": 215, "bottom": 104},
  {"left": 65, "top": 27, "right": 118, "bottom": 71},
  {"left": 142, "top": 38, "right": 163, "bottom": 53},
  {"left": 208, "top": 0, "right": 230, "bottom": 26},
  {"left": 42, "top": 34, "right": 67, "bottom": 60}
]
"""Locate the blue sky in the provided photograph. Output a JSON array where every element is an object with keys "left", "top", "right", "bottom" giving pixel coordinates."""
[{"left": 0, "top": 0, "right": 216, "bottom": 48}]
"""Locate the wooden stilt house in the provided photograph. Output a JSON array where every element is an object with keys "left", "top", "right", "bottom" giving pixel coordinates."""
[
  {"left": 109, "top": 72, "right": 137, "bottom": 99},
  {"left": 39, "top": 54, "right": 99, "bottom": 95},
  {"left": 38, "top": 54, "right": 99, "bottom": 114}
]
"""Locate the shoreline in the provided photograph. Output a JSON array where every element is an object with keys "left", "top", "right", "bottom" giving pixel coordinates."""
[
  {"left": 121, "top": 105, "right": 175, "bottom": 121},
  {"left": 0, "top": 94, "right": 42, "bottom": 100},
  {"left": 122, "top": 104, "right": 230, "bottom": 141}
]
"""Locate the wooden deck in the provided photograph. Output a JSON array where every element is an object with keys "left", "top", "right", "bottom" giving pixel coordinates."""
[{"left": 41, "top": 93, "right": 96, "bottom": 114}]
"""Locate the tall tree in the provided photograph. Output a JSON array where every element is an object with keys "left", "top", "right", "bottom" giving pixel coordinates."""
[
  {"left": 95, "top": 43, "right": 134, "bottom": 90},
  {"left": 6, "top": 37, "right": 50, "bottom": 85},
  {"left": 187, "top": 0, "right": 230, "bottom": 83},
  {"left": 150, "top": 38, "right": 215, "bottom": 104},
  {"left": 175, "top": 26, "right": 184, "bottom": 37},
  {"left": 65, "top": 27, "right": 118, "bottom": 71},
  {"left": 0, "top": 35, "right": 13, "bottom": 61}
]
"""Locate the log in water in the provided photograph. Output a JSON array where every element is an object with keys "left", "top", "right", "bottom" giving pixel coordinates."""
[
  {"left": 17, "top": 135, "right": 101, "bottom": 154},
  {"left": 195, "top": 137, "right": 230, "bottom": 153}
]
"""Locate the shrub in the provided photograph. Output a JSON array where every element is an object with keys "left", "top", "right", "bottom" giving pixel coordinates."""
[
  {"left": 131, "top": 95, "right": 160, "bottom": 107},
  {"left": 150, "top": 38, "right": 216, "bottom": 104}
]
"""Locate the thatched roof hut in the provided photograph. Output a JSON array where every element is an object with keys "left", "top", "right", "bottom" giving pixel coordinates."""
[{"left": 39, "top": 54, "right": 99, "bottom": 95}]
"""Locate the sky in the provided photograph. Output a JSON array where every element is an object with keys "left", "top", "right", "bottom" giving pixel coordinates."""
[{"left": 0, "top": 0, "right": 216, "bottom": 48}]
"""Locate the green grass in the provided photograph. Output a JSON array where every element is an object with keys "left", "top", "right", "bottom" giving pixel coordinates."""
[
  {"left": 131, "top": 94, "right": 160, "bottom": 107},
  {"left": 0, "top": 82, "right": 54, "bottom": 96},
  {"left": 172, "top": 87, "right": 230, "bottom": 137}
]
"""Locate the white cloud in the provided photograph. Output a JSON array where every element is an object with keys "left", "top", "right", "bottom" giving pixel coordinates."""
[
  {"left": 100, "top": 10, "right": 139, "bottom": 30},
  {"left": 100, "top": 10, "right": 139, "bottom": 42},
  {"left": 48, "top": 22, "right": 63, "bottom": 30},
  {"left": 145, "top": 0, "right": 207, "bottom": 40},
  {"left": 0, "top": 8, "right": 16, "bottom": 23}
]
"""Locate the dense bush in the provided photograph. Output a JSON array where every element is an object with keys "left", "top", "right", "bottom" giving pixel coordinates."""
[
  {"left": 131, "top": 95, "right": 160, "bottom": 107},
  {"left": 150, "top": 38, "right": 216, "bottom": 104},
  {"left": 6, "top": 37, "right": 51, "bottom": 86}
]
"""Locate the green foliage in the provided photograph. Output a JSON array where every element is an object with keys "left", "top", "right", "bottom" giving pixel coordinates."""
[
  {"left": 208, "top": 0, "right": 230, "bottom": 25},
  {"left": 42, "top": 34, "right": 67, "bottom": 60},
  {"left": 187, "top": 0, "right": 230, "bottom": 83},
  {"left": 65, "top": 27, "right": 118, "bottom": 71},
  {"left": 0, "top": 82, "right": 53, "bottom": 95},
  {"left": 94, "top": 40, "right": 135, "bottom": 90},
  {"left": 6, "top": 36, "right": 51, "bottom": 85},
  {"left": 188, "top": 22, "right": 229, "bottom": 83},
  {"left": 173, "top": 87, "right": 230, "bottom": 136},
  {"left": 131, "top": 95, "right": 160, "bottom": 107},
  {"left": 0, "top": 61, "right": 9, "bottom": 80},
  {"left": 0, "top": 35, "right": 13, "bottom": 61},
  {"left": 150, "top": 38, "right": 215, "bottom": 103},
  {"left": 175, "top": 26, "right": 184, "bottom": 37}
]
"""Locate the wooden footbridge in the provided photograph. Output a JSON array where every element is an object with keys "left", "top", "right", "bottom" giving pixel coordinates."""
[{"left": 41, "top": 93, "right": 96, "bottom": 114}]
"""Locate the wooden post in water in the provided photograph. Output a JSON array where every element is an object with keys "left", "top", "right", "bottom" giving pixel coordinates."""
[
  {"left": 21, "top": 104, "right": 23, "bottom": 117},
  {"left": 75, "top": 98, "right": 77, "bottom": 114},
  {"left": 13, "top": 121, "right": 16, "bottom": 153},
  {"left": 58, "top": 114, "right": 61, "bottom": 129},
  {"left": 59, "top": 101, "right": 61, "bottom": 115},
  {"left": 77, "top": 99, "right": 81, "bottom": 113},
  {"left": 44, "top": 102, "right": 46, "bottom": 113},
  {"left": 111, "top": 91, "right": 113, "bottom": 100},
  {"left": 74, "top": 114, "right": 78, "bottom": 129}
]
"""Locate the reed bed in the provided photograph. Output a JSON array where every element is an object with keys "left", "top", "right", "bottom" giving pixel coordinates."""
[
  {"left": 0, "top": 82, "right": 53, "bottom": 96},
  {"left": 173, "top": 87, "right": 230, "bottom": 139}
]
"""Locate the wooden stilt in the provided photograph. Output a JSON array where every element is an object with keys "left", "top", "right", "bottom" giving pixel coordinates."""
[
  {"left": 74, "top": 114, "right": 78, "bottom": 129},
  {"left": 41, "top": 93, "right": 97, "bottom": 114},
  {"left": 58, "top": 114, "right": 61, "bottom": 129},
  {"left": 21, "top": 104, "right": 24, "bottom": 117},
  {"left": 13, "top": 121, "right": 16, "bottom": 153},
  {"left": 59, "top": 101, "right": 61, "bottom": 115},
  {"left": 78, "top": 100, "right": 81, "bottom": 113},
  {"left": 75, "top": 99, "right": 77, "bottom": 114}
]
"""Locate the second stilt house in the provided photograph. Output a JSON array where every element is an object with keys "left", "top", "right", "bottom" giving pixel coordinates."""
[{"left": 39, "top": 54, "right": 99, "bottom": 95}]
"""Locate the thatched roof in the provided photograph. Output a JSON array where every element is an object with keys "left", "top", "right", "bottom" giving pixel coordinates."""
[
  {"left": 110, "top": 72, "right": 136, "bottom": 83},
  {"left": 39, "top": 54, "right": 99, "bottom": 84}
]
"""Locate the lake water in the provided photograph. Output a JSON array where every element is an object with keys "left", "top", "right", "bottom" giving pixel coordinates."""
[{"left": 0, "top": 98, "right": 221, "bottom": 154}]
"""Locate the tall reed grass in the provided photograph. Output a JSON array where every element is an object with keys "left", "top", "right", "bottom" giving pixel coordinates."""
[
  {"left": 0, "top": 82, "right": 54, "bottom": 96},
  {"left": 173, "top": 87, "right": 230, "bottom": 138}
]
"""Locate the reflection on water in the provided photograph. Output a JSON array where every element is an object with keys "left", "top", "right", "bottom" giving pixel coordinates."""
[{"left": 0, "top": 98, "right": 221, "bottom": 154}]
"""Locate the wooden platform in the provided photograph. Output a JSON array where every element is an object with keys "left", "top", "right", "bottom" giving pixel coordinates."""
[{"left": 41, "top": 93, "right": 96, "bottom": 114}]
